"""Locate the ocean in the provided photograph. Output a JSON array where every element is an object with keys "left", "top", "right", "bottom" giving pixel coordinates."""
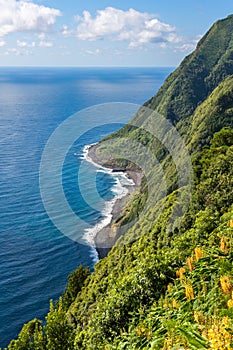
[{"left": 0, "top": 66, "right": 173, "bottom": 347}]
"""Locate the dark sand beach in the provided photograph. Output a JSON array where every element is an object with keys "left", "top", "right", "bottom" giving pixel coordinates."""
[{"left": 86, "top": 144, "right": 143, "bottom": 258}]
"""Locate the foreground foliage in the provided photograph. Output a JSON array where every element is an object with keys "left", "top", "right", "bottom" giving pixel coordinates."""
[{"left": 5, "top": 129, "right": 233, "bottom": 349}]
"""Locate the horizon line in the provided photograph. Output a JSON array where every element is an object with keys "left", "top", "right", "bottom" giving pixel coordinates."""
[{"left": 0, "top": 65, "right": 176, "bottom": 69}]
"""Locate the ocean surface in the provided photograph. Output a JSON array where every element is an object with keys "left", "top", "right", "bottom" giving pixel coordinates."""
[{"left": 0, "top": 66, "right": 173, "bottom": 346}]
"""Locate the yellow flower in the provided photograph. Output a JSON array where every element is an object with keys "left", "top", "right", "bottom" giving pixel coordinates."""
[
  {"left": 220, "top": 236, "right": 229, "bottom": 254},
  {"left": 193, "top": 311, "right": 199, "bottom": 322},
  {"left": 227, "top": 298, "right": 233, "bottom": 308},
  {"left": 186, "top": 257, "right": 194, "bottom": 271},
  {"left": 172, "top": 299, "right": 180, "bottom": 309},
  {"left": 230, "top": 219, "right": 233, "bottom": 228},
  {"left": 206, "top": 316, "right": 233, "bottom": 349},
  {"left": 176, "top": 267, "right": 186, "bottom": 279},
  {"left": 194, "top": 247, "right": 203, "bottom": 261},
  {"left": 185, "top": 284, "right": 195, "bottom": 300},
  {"left": 136, "top": 325, "right": 146, "bottom": 337},
  {"left": 220, "top": 275, "right": 232, "bottom": 295}
]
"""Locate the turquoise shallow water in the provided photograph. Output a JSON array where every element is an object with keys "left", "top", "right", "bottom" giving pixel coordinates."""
[{"left": 0, "top": 67, "right": 173, "bottom": 346}]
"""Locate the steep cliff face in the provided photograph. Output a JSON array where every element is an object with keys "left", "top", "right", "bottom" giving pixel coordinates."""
[
  {"left": 6, "top": 15, "right": 233, "bottom": 350},
  {"left": 187, "top": 75, "right": 233, "bottom": 151},
  {"left": 98, "top": 14, "right": 233, "bottom": 170},
  {"left": 147, "top": 14, "right": 233, "bottom": 123}
]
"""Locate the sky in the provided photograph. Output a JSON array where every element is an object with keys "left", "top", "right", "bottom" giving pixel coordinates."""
[{"left": 0, "top": 0, "right": 232, "bottom": 67}]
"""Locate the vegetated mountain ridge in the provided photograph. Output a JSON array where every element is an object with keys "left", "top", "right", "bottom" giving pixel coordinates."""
[
  {"left": 147, "top": 14, "right": 233, "bottom": 124},
  {"left": 4, "top": 14, "right": 233, "bottom": 350}
]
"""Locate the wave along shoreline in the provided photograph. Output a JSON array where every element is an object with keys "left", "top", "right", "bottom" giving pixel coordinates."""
[{"left": 81, "top": 144, "right": 135, "bottom": 256}]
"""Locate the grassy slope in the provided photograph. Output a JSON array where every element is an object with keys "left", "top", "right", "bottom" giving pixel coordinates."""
[
  {"left": 68, "top": 81, "right": 233, "bottom": 350},
  {"left": 186, "top": 75, "right": 233, "bottom": 151}
]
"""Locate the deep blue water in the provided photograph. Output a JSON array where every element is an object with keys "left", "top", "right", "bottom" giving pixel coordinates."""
[{"left": 0, "top": 67, "right": 173, "bottom": 346}]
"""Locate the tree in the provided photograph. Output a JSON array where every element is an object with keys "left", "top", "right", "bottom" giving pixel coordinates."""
[
  {"left": 45, "top": 299, "right": 74, "bottom": 350},
  {"left": 62, "top": 265, "right": 90, "bottom": 311},
  {"left": 211, "top": 127, "right": 233, "bottom": 148},
  {"left": 8, "top": 319, "right": 45, "bottom": 350}
]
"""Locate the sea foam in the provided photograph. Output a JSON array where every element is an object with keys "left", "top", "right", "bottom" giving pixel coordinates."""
[{"left": 81, "top": 144, "right": 134, "bottom": 249}]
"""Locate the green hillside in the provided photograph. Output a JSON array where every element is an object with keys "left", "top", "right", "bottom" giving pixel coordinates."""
[
  {"left": 187, "top": 75, "right": 233, "bottom": 151},
  {"left": 148, "top": 14, "right": 233, "bottom": 124},
  {"left": 4, "top": 15, "right": 233, "bottom": 350}
]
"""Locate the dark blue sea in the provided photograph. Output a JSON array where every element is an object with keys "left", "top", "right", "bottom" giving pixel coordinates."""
[{"left": 0, "top": 67, "right": 173, "bottom": 347}]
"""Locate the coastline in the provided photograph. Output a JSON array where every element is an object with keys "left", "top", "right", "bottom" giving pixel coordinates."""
[{"left": 84, "top": 143, "right": 142, "bottom": 259}]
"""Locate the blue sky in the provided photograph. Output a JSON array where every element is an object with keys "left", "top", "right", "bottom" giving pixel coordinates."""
[{"left": 0, "top": 0, "right": 232, "bottom": 66}]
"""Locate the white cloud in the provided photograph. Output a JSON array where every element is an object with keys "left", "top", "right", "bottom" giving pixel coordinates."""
[
  {"left": 38, "top": 41, "right": 53, "bottom": 47},
  {"left": 84, "top": 48, "right": 101, "bottom": 55},
  {"left": 61, "top": 25, "right": 73, "bottom": 37},
  {"left": 176, "top": 43, "right": 196, "bottom": 52},
  {"left": 17, "top": 40, "right": 35, "bottom": 47},
  {"left": 16, "top": 39, "right": 53, "bottom": 49},
  {"left": 37, "top": 33, "right": 46, "bottom": 40},
  {"left": 76, "top": 7, "right": 180, "bottom": 47},
  {"left": 0, "top": 40, "right": 6, "bottom": 47},
  {"left": 174, "top": 35, "right": 203, "bottom": 53},
  {"left": 4, "top": 47, "right": 32, "bottom": 56},
  {"left": 0, "top": 0, "right": 61, "bottom": 37}
]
